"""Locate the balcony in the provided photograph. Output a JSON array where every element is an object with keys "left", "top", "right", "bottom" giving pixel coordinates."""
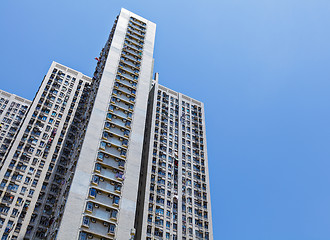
[
  {"left": 85, "top": 206, "right": 117, "bottom": 224},
  {"left": 127, "top": 30, "right": 144, "bottom": 43},
  {"left": 121, "top": 51, "right": 141, "bottom": 63},
  {"left": 98, "top": 154, "right": 125, "bottom": 171},
  {"left": 124, "top": 40, "right": 143, "bottom": 51},
  {"left": 104, "top": 125, "right": 129, "bottom": 140},
  {"left": 123, "top": 48, "right": 142, "bottom": 60},
  {"left": 81, "top": 220, "right": 113, "bottom": 240},
  {"left": 115, "top": 75, "right": 138, "bottom": 89},
  {"left": 94, "top": 167, "right": 117, "bottom": 182},
  {"left": 88, "top": 190, "right": 118, "bottom": 208},
  {"left": 114, "top": 83, "right": 136, "bottom": 97},
  {"left": 104, "top": 115, "right": 130, "bottom": 131},
  {"left": 128, "top": 22, "right": 146, "bottom": 33},
  {"left": 112, "top": 91, "right": 135, "bottom": 106},
  {"left": 110, "top": 98, "right": 133, "bottom": 112},
  {"left": 129, "top": 17, "right": 146, "bottom": 27},
  {"left": 129, "top": 24, "right": 146, "bottom": 37},
  {"left": 125, "top": 35, "right": 143, "bottom": 48},
  {"left": 108, "top": 107, "right": 131, "bottom": 120},
  {"left": 101, "top": 135, "right": 117, "bottom": 148},
  {"left": 128, "top": 27, "right": 145, "bottom": 39},
  {"left": 118, "top": 63, "right": 139, "bottom": 77}
]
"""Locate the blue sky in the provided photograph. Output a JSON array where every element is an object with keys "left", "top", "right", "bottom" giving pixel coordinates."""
[{"left": 2, "top": 0, "right": 330, "bottom": 239}]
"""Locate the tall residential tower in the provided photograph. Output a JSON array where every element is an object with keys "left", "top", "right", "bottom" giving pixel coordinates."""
[
  {"left": 0, "top": 90, "right": 31, "bottom": 168},
  {"left": 57, "top": 8, "right": 156, "bottom": 240},
  {"left": 0, "top": 62, "right": 92, "bottom": 240},
  {"left": 135, "top": 81, "right": 213, "bottom": 240}
]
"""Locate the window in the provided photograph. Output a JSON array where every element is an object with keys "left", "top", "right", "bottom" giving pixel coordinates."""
[
  {"left": 28, "top": 189, "right": 34, "bottom": 196},
  {"left": 4, "top": 171, "right": 11, "bottom": 178},
  {"left": 32, "top": 158, "right": 38, "bottom": 166},
  {"left": 21, "top": 164, "right": 27, "bottom": 171},
  {"left": 86, "top": 202, "right": 93, "bottom": 212},
  {"left": 166, "top": 221, "right": 170, "bottom": 228},
  {"left": 16, "top": 198, "right": 23, "bottom": 205},
  {"left": 24, "top": 177, "right": 30, "bottom": 184},
  {"left": 97, "top": 152, "right": 104, "bottom": 160},
  {"left": 166, "top": 210, "right": 171, "bottom": 217},
  {"left": 8, "top": 184, "right": 18, "bottom": 192},
  {"left": 108, "top": 224, "right": 116, "bottom": 233},
  {"left": 28, "top": 167, "right": 34, "bottom": 174},
  {"left": 36, "top": 149, "right": 42, "bottom": 156},
  {"left": 82, "top": 216, "right": 90, "bottom": 227},
  {"left": 92, "top": 175, "right": 99, "bottom": 185},
  {"left": 89, "top": 188, "right": 97, "bottom": 198},
  {"left": 0, "top": 180, "right": 7, "bottom": 188},
  {"left": 100, "top": 142, "right": 106, "bottom": 149},
  {"left": 20, "top": 187, "right": 26, "bottom": 194},
  {"left": 113, "top": 196, "right": 120, "bottom": 204},
  {"left": 110, "top": 210, "right": 118, "bottom": 219},
  {"left": 79, "top": 232, "right": 87, "bottom": 240},
  {"left": 156, "top": 208, "right": 164, "bottom": 215}
]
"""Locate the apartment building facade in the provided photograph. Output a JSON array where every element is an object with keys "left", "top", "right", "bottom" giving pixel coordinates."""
[
  {"left": 56, "top": 8, "right": 156, "bottom": 240},
  {"left": 0, "top": 90, "right": 31, "bottom": 169},
  {"left": 0, "top": 62, "right": 92, "bottom": 240},
  {"left": 135, "top": 81, "right": 213, "bottom": 240}
]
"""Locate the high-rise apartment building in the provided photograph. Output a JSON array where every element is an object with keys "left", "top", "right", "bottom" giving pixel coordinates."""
[
  {"left": 0, "top": 62, "right": 92, "bottom": 239},
  {"left": 57, "top": 8, "right": 156, "bottom": 240},
  {"left": 0, "top": 8, "right": 213, "bottom": 240},
  {"left": 0, "top": 90, "right": 31, "bottom": 168},
  {"left": 135, "top": 81, "right": 213, "bottom": 240}
]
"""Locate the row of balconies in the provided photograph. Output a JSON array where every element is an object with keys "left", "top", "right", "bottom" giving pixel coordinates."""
[
  {"left": 78, "top": 23, "right": 144, "bottom": 238},
  {"left": 125, "top": 35, "right": 143, "bottom": 48},
  {"left": 126, "top": 29, "right": 144, "bottom": 42},
  {"left": 129, "top": 19, "right": 146, "bottom": 31},
  {"left": 113, "top": 80, "right": 136, "bottom": 96},
  {"left": 81, "top": 216, "right": 116, "bottom": 238},
  {"left": 115, "top": 74, "right": 138, "bottom": 90},
  {"left": 129, "top": 16, "right": 146, "bottom": 27},
  {"left": 120, "top": 51, "right": 141, "bottom": 66},
  {"left": 124, "top": 39, "right": 143, "bottom": 52},
  {"left": 84, "top": 201, "right": 118, "bottom": 222},
  {"left": 127, "top": 25, "right": 145, "bottom": 38},
  {"left": 79, "top": 230, "right": 114, "bottom": 240},
  {"left": 108, "top": 101, "right": 133, "bottom": 116},
  {"left": 128, "top": 23, "right": 145, "bottom": 36},
  {"left": 125, "top": 47, "right": 143, "bottom": 61},
  {"left": 94, "top": 157, "right": 125, "bottom": 181}
]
